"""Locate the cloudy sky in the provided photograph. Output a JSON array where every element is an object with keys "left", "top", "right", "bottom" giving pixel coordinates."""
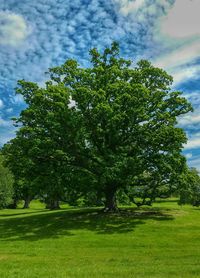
[{"left": 0, "top": 0, "right": 200, "bottom": 169}]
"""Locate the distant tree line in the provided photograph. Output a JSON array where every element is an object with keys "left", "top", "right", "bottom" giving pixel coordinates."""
[{"left": 1, "top": 43, "right": 199, "bottom": 210}]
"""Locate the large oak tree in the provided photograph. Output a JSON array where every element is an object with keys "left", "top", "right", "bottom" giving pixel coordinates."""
[{"left": 4, "top": 43, "right": 192, "bottom": 211}]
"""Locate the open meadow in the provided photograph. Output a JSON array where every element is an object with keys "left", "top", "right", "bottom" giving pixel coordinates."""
[
  {"left": 1, "top": 1, "right": 200, "bottom": 277},
  {"left": 0, "top": 200, "right": 200, "bottom": 278}
]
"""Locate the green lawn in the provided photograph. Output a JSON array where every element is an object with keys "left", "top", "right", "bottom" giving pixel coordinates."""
[{"left": 0, "top": 200, "right": 200, "bottom": 278}]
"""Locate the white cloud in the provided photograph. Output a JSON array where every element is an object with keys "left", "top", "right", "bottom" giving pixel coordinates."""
[
  {"left": 178, "top": 109, "right": 200, "bottom": 129},
  {"left": 153, "top": 38, "right": 200, "bottom": 85},
  {"left": 183, "top": 91, "right": 200, "bottom": 104},
  {"left": 185, "top": 153, "right": 193, "bottom": 159},
  {"left": 184, "top": 133, "right": 200, "bottom": 150},
  {"left": 161, "top": 0, "right": 200, "bottom": 39},
  {"left": 0, "top": 99, "right": 4, "bottom": 109},
  {"left": 6, "top": 108, "right": 13, "bottom": 113},
  {"left": 154, "top": 40, "right": 200, "bottom": 70},
  {"left": 10, "top": 94, "right": 24, "bottom": 104},
  {"left": 0, "top": 117, "right": 11, "bottom": 127},
  {"left": 152, "top": 0, "right": 200, "bottom": 84},
  {"left": 114, "top": 0, "right": 171, "bottom": 18},
  {"left": 0, "top": 127, "right": 16, "bottom": 146},
  {"left": 113, "top": 0, "right": 146, "bottom": 15},
  {"left": 171, "top": 64, "right": 200, "bottom": 85},
  {"left": 188, "top": 157, "right": 200, "bottom": 171},
  {"left": 184, "top": 138, "right": 200, "bottom": 150},
  {"left": 0, "top": 11, "right": 30, "bottom": 46}
]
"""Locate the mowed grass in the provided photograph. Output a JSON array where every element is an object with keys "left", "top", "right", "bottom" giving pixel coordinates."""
[{"left": 0, "top": 200, "right": 200, "bottom": 278}]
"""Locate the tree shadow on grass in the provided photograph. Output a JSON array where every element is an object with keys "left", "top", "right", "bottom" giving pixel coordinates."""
[{"left": 0, "top": 207, "right": 174, "bottom": 242}]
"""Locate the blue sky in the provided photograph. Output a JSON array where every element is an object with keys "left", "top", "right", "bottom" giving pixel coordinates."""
[{"left": 0, "top": 0, "right": 200, "bottom": 170}]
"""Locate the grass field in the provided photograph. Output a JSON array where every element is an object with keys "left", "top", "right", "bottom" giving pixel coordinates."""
[{"left": 0, "top": 200, "right": 200, "bottom": 278}]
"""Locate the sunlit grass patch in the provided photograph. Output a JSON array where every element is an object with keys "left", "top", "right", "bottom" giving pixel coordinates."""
[{"left": 0, "top": 200, "right": 200, "bottom": 278}]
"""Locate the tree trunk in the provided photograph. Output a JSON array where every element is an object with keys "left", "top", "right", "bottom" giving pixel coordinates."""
[
  {"left": 96, "top": 190, "right": 103, "bottom": 206},
  {"left": 23, "top": 196, "right": 32, "bottom": 209},
  {"left": 46, "top": 199, "right": 60, "bottom": 210},
  {"left": 104, "top": 187, "right": 118, "bottom": 212}
]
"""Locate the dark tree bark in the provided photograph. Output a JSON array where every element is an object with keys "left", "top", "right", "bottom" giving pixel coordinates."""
[
  {"left": 96, "top": 189, "right": 103, "bottom": 206},
  {"left": 104, "top": 186, "right": 118, "bottom": 212},
  {"left": 23, "top": 196, "right": 32, "bottom": 209},
  {"left": 46, "top": 199, "right": 60, "bottom": 210}
]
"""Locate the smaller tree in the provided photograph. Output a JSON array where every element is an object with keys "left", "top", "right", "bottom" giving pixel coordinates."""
[
  {"left": 3, "top": 137, "right": 37, "bottom": 209},
  {"left": 3, "top": 81, "right": 87, "bottom": 210},
  {"left": 179, "top": 167, "right": 200, "bottom": 206},
  {"left": 0, "top": 155, "right": 14, "bottom": 209}
]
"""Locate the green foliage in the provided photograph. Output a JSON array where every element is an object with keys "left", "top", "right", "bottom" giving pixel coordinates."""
[
  {"left": 49, "top": 42, "right": 191, "bottom": 209},
  {"left": 3, "top": 137, "right": 37, "bottom": 208},
  {"left": 3, "top": 82, "right": 86, "bottom": 209},
  {"left": 3, "top": 42, "right": 192, "bottom": 210},
  {"left": 0, "top": 155, "right": 14, "bottom": 208},
  {"left": 179, "top": 167, "right": 200, "bottom": 206}
]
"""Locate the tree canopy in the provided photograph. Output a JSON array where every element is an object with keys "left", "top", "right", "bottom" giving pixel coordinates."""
[{"left": 3, "top": 42, "right": 192, "bottom": 210}]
